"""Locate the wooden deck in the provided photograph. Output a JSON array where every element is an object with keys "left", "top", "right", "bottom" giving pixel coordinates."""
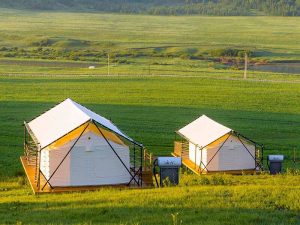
[
  {"left": 171, "top": 153, "right": 258, "bottom": 175},
  {"left": 20, "top": 156, "right": 152, "bottom": 194}
]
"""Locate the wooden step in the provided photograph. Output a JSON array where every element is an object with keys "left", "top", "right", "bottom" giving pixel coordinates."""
[{"left": 142, "top": 170, "right": 154, "bottom": 187}]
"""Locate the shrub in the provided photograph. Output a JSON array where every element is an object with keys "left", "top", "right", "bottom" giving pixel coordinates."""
[{"left": 210, "top": 48, "right": 254, "bottom": 58}]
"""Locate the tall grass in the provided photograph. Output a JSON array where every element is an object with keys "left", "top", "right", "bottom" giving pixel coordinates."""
[{"left": 0, "top": 174, "right": 299, "bottom": 224}]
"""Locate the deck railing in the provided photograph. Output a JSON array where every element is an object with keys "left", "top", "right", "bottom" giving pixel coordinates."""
[
  {"left": 174, "top": 141, "right": 189, "bottom": 159},
  {"left": 143, "top": 149, "right": 155, "bottom": 171},
  {"left": 24, "top": 141, "right": 38, "bottom": 166}
]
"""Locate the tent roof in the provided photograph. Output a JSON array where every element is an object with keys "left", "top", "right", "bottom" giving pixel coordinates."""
[
  {"left": 28, "top": 98, "right": 134, "bottom": 149},
  {"left": 177, "top": 115, "right": 232, "bottom": 148}
]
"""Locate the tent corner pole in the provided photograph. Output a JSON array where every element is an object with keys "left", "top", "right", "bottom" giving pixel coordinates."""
[
  {"left": 133, "top": 144, "right": 136, "bottom": 173},
  {"left": 140, "top": 145, "right": 143, "bottom": 187},
  {"left": 41, "top": 122, "right": 90, "bottom": 191},
  {"left": 92, "top": 120, "right": 140, "bottom": 186}
]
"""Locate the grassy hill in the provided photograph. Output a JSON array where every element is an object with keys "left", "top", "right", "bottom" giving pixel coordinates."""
[{"left": 0, "top": 9, "right": 299, "bottom": 70}]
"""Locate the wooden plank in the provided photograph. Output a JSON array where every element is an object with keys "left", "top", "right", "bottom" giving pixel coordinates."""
[{"left": 20, "top": 156, "right": 38, "bottom": 194}]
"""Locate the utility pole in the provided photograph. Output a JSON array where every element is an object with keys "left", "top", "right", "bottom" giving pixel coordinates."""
[
  {"left": 244, "top": 52, "right": 248, "bottom": 79},
  {"left": 107, "top": 53, "right": 110, "bottom": 76}
]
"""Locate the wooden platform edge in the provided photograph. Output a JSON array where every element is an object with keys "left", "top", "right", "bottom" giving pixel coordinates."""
[
  {"left": 20, "top": 156, "right": 37, "bottom": 194},
  {"left": 171, "top": 152, "right": 203, "bottom": 175},
  {"left": 21, "top": 156, "right": 153, "bottom": 194}
]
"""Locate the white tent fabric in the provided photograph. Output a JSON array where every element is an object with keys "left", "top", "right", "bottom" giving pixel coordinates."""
[
  {"left": 177, "top": 115, "right": 232, "bottom": 148},
  {"left": 28, "top": 98, "right": 133, "bottom": 149}
]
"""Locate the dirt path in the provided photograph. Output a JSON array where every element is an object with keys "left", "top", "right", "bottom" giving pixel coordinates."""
[{"left": 1, "top": 73, "right": 300, "bottom": 84}]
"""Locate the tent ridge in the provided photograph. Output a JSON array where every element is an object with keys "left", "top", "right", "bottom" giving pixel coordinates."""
[{"left": 27, "top": 98, "right": 138, "bottom": 149}]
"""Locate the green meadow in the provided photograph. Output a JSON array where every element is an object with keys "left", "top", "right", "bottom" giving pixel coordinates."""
[
  {"left": 0, "top": 9, "right": 300, "bottom": 225},
  {"left": 1, "top": 9, "right": 299, "bottom": 56},
  {"left": 0, "top": 9, "right": 300, "bottom": 77},
  {"left": 1, "top": 75, "right": 300, "bottom": 178}
]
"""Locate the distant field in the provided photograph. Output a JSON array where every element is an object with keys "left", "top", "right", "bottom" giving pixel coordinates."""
[
  {"left": 0, "top": 9, "right": 300, "bottom": 74},
  {"left": 0, "top": 9, "right": 299, "bottom": 53}
]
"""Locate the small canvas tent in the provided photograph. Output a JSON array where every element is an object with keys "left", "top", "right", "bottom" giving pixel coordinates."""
[
  {"left": 22, "top": 98, "right": 144, "bottom": 193},
  {"left": 173, "top": 115, "right": 263, "bottom": 174}
]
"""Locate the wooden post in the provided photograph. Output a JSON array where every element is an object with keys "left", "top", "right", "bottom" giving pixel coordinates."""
[
  {"left": 293, "top": 148, "right": 296, "bottom": 168},
  {"left": 107, "top": 53, "right": 110, "bottom": 76},
  {"left": 244, "top": 52, "right": 248, "bottom": 79},
  {"left": 143, "top": 149, "right": 146, "bottom": 167},
  {"left": 24, "top": 124, "right": 26, "bottom": 157}
]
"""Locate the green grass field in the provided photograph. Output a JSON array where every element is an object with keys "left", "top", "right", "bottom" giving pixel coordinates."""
[
  {"left": 0, "top": 9, "right": 300, "bottom": 225},
  {"left": 1, "top": 75, "right": 300, "bottom": 179}
]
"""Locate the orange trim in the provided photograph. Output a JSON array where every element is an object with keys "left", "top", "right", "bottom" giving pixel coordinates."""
[{"left": 49, "top": 122, "right": 125, "bottom": 149}]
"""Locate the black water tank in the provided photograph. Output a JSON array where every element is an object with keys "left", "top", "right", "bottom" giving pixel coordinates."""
[
  {"left": 268, "top": 155, "right": 284, "bottom": 175},
  {"left": 157, "top": 157, "right": 182, "bottom": 186}
]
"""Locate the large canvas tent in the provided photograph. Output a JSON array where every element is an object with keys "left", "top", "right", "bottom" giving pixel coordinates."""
[
  {"left": 22, "top": 98, "right": 144, "bottom": 193},
  {"left": 173, "top": 115, "right": 263, "bottom": 174}
]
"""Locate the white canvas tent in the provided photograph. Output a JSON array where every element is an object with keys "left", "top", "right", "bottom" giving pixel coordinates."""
[
  {"left": 23, "top": 98, "right": 143, "bottom": 192},
  {"left": 174, "top": 115, "right": 263, "bottom": 174}
]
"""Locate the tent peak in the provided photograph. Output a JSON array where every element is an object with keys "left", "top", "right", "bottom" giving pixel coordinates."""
[{"left": 177, "top": 114, "right": 232, "bottom": 148}]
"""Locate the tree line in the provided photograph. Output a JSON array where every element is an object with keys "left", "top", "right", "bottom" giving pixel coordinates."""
[{"left": 0, "top": 0, "right": 299, "bottom": 16}]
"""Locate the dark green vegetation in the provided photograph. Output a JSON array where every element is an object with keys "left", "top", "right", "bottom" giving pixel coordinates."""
[{"left": 0, "top": 0, "right": 299, "bottom": 16}]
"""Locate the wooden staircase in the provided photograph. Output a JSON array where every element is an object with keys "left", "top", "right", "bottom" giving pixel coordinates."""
[
  {"left": 142, "top": 170, "right": 154, "bottom": 187},
  {"left": 142, "top": 149, "right": 155, "bottom": 187}
]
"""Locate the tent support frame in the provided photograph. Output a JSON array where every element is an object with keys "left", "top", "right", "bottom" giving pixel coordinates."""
[
  {"left": 199, "top": 133, "right": 232, "bottom": 174},
  {"left": 176, "top": 128, "right": 264, "bottom": 174},
  {"left": 92, "top": 120, "right": 141, "bottom": 187},
  {"left": 236, "top": 135, "right": 262, "bottom": 170},
  {"left": 24, "top": 119, "right": 144, "bottom": 192},
  {"left": 41, "top": 122, "right": 90, "bottom": 191}
]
